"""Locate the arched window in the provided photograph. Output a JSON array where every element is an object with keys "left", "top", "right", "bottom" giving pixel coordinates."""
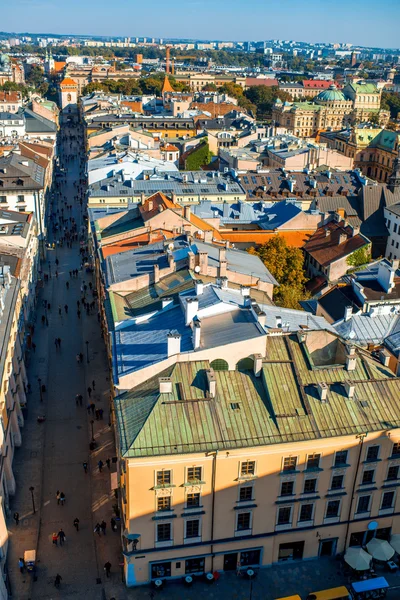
[
  {"left": 210, "top": 359, "right": 228, "bottom": 372},
  {"left": 236, "top": 357, "right": 254, "bottom": 372},
  {"left": 66, "top": 93, "right": 72, "bottom": 102}
]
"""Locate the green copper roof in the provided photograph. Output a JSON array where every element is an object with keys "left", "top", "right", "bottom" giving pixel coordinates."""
[
  {"left": 291, "top": 102, "right": 321, "bottom": 112},
  {"left": 115, "top": 332, "right": 400, "bottom": 458},
  {"left": 370, "top": 129, "right": 400, "bottom": 151},
  {"left": 315, "top": 86, "right": 347, "bottom": 102},
  {"left": 348, "top": 83, "right": 380, "bottom": 94}
]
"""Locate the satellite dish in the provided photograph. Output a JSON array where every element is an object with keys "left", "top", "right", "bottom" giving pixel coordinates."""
[
  {"left": 168, "top": 243, "right": 174, "bottom": 251},
  {"left": 194, "top": 266, "right": 201, "bottom": 274}
]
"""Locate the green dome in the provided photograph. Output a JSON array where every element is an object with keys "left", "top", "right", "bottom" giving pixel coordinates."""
[{"left": 315, "top": 84, "right": 346, "bottom": 102}]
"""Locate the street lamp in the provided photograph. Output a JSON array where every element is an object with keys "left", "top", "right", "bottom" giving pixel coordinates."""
[
  {"left": 90, "top": 419, "right": 94, "bottom": 442},
  {"left": 38, "top": 378, "right": 43, "bottom": 402},
  {"left": 29, "top": 486, "right": 36, "bottom": 514},
  {"left": 86, "top": 340, "right": 89, "bottom": 364}
]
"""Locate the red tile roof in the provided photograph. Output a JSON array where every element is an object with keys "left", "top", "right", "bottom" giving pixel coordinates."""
[
  {"left": 303, "top": 80, "right": 336, "bottom": 89},
  {"left": 303, "top": 220, "right": 368, "bottom": 267},
  {"left": 0, "top": 91, "right": 21, "bottom": 103},
  {"left": 246, "top": 78, "right": 279, "bottom": 87}
]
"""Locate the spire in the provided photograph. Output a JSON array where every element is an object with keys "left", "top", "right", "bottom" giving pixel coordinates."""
[
  {"left": 161, "top": 75, "right": 174, "bottom": 95},
  {"left": 388, "top": 141, "right": 400, "bottom": 193}
]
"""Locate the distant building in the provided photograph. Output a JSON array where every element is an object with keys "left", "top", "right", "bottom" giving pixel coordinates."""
[{"left": 59, "top": 77, "right": 78, "bottom": 112}]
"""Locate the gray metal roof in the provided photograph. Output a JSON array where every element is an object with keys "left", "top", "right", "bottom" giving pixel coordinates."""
[
  {"left": 192, "top": 199, "right": 275, "bottom": 224},
  {"left": 88, "top": 170, "right": 246, "bottom": 198},
  {"left": 334, "top": 313, "right": 400, "bottom": 345},
  {"left": 24, "top": 108, "right": 57, "bottom": 134}
]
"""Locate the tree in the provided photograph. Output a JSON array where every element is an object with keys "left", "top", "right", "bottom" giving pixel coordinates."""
[
  {"left": 244, "top": 85, "right": 291, "bottom": 120},
  {"left": 346, "top": 245, "right": 371, "bottom": 268},
  {"left": 184, "top": 142, "right": 213, "bottom": 170},
  {"left": 248, "top": 236, "right": 308, "bottom": 308},
  {"left": 381, "top": 91, "right": 400, "bottom": 119},
  {"left": 26, "top": 65, "right": 45, "bottom": 88}
]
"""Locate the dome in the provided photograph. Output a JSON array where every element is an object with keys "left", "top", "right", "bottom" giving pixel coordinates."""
[{"left": 315, "top": 84, "right": 346, "bottom": 103}]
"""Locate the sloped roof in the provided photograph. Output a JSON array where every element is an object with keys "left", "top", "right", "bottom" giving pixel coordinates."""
[
  {"left": 60, "top": 77, "right": 77, "bottom": 86},
  {"left": 303, "top": 220, "right": 369, "bottom": 267}
]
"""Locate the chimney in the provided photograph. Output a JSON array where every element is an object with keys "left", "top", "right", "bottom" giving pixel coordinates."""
[
  {"left": 346, "top": 349, "right": 357, "bottom": 371},
  {"left": 377, "top": 260, "right": 395, "bottom": 293},
  {"left": 317, "top": 382, "right": 328, "bottom": 402},
  {"left": 185, "top": 297, "right": 198, "bottom": 325},
  {"left": 199, "top": 251, "right": 208, "bottom": 275},
  {"left": 241, "top": 285, "right": 250, "bottom": 297},
  {"left": 339, "top": 232, "right": 347, "bottom": 245},
  {"left": 206, "top": 368, "right": 217, "bottom": 397},
  {"left": 167, "top": 331, "right": 181, "bottom": 357},
  {"left": 168, "top": 253, "right": 175, "bottom": 271},
  {"left": 203, "top": 230, "right": 213, "bottom": 243},
  {"left": 344, "top": 305, "right": 353, "bottom": 322},
  {"left": 219, "top": 276, "right": 228, "bottom": 289},
  {"left": 195, "top": 279, "right": 204, "bottom": 296},
  {"left": 159, "top": 377, "right": 172, "bottom": 394},
  {"left": 344, "top": 381, "right": 355, "bottom": 399},
  {"left": 253, "top": 353, "right": 263, "bottom": 377},
  {"left": 192, "top": 317, "right": 201, "bottom": 349},
  {"left": 275, "top": 315, "right": 282, "bottom": 328},
  {"left": 162, "top": 297, "right": 173, "bottom": 309},
  {"left": 219, "top": 247, "right": 227, "bottom": 277},
  {"left": 325, "top": 229, "right": 330, "bottom": 238},
  {"left": 153, "top": 264, "right": 160, "bottom": 283},
  {"left": 184, "top": 205, "right": 191, "bottom": 220},
  {"left": 219, "top": 246, "right": 226, "bottom": 263},
  {"left": 351, "top": 225, "right": 360, "bottom": 237},
  {"left": 187, "top": 251, "right": 196, "bottom": 270},
  {"left": 257, "top": 311, "right": 266, "bottom": 328},
  {"left": 379, "top": 349, "right": 391, "bottom": 367}
]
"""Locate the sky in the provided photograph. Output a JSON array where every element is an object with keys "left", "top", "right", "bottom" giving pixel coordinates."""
[{"left": 2, "top": 0, "right": 400, "bottom": 49}]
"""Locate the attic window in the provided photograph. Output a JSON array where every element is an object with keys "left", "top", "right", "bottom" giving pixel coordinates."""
[
  {"left": 360, "top": 400, "right": 369, "bottom": 408},
  {"left": 231, "top": 403, "right": 241, "bottom": 411}
]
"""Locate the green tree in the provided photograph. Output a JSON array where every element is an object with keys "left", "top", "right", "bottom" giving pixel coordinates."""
[
  {"left": 184, "top": 142, "right": 213, "bottom": 170},
  {"left": 346, "top": 245, "right": 371, "bottom": 268},
  {"left": 248, "top": 236, "right": 308, "bottom": 308},
  {"left": 244, "top": 85, "right": 291, "bottom": 120},
  {"left": 26, "top": 65, "right": 45, "bottom": 88}
]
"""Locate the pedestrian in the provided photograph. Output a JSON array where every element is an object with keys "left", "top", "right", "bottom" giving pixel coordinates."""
[
  {"left": 82, "top": 461, "right": 88, "bottom": 473},
  {"left": 75, "top": 394, "right": 80, "bottom": 406},
  {"left": 64, "top": 304, "right": 68, "bottom": 314},
  {"left": 54, "top": 574, "right": 62, "bottom": 588},
  {"left": 94, "top": 523, "right": 101, "bottom": 536},
  {"left": 101, "top": 520, "right": 107, "bottom": 535},
  {"left": 66, "top": 281, "right": 69, "bottom": 290},
  {"left": 76, "top": 354, "right": 80, "bottom": 364},
  {"left": 60, "top": 491, "right": 66, "bottom": 506},
  {"left": 92, "top": 379, "right": 96, "bottom": 390},
  {"left": 13, "top": 511, "right": 19, "bottom": 525},
  {"left": 55, "top": 337, "right": 59, "bottom": 350},
  {"left": 58, "top": 529, "right": 66, "bottom": 546},
  {"left": 47, "top": 302, "right": 51, "bottom": 311},
  {"left": 77, "top": 309, "right": 80, "bottom": 319},
  {"left": 104, "top": 561, "right": 111, "bottom": 577},
  {"left": 41, "top": 315, "right": 45, "bottom": 326},
  {"left": 73, "top": 518, "right": 79, "bottom": 531},
  {"left": 90, "top": 402, "right": 95, "bottom": 415},
  {"left": 78, "top": 394, "right": 83, "bottom": 406},
  {"left": 55, "top": 270, "right": 58, "bottom": 278},
  {"left": 52, "top": 532, "right": 58, "bottom": 546},
  {"left": 95, "top": 408, "right": 100, "bottom": 420},
  {"left": 58, "top": 337, "right": 61, "bottom": 348},
  {"left": 55, "top": 258, "right": 59, "bottom": 267},
  {"left": 111, "top": 517, "right": 117, "bottom": 531},
  {"left": 56, "top": 490, "right": 60, "bottom": 505},
  {"left": 98, "top": 460, "right": 103, "bottom": 473},
  {"left": 32, "top": 342, "right": 36, "bottom": 353},
  {"left": 106, "top": 458, "right": 111, "bottom": 470},
  {"left": 98, "top": 408, "right": 104, "bottom": 420},
  {"left": 18, "top": 557, "right": 25, "bottom": 573},
  {"left": 58, "top": 305, "right": 62, "bottom": 316},
  {"left": 77, "top": 300, "right": 80, "bottom": 308},
  {"left": 87, "top": 386, "right": 92, "bottom": 397}
]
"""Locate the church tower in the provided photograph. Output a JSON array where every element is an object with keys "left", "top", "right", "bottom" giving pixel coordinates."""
[{"left": 388, "top": 144, "right": 400, "bottom": 193}]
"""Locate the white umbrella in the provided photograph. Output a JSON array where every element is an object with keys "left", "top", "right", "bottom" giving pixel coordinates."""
[
  {"left": 366, "top": 538, "right": 395, "bottom": 561},
  {"left": 344, "top": 547, "right": 372, "bottom": 571},
  {"left": 390, "top": 534, "right": 400, "bottom": 554}
]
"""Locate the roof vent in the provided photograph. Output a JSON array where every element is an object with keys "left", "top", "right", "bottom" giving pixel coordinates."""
[
  {"left": 344, "top": 381, "right": 355, "bottom": 399},
  {"left": 379, "top": 349, "right": 390, "bottom": 367},
  {"left": 159, "top": 377, "right": 172, "bottom": 394},
  {"left": 317, "top": 382, "right": 328, "bottom": 402},
  {"left": 206, "top": 368, "right": 216, "bottom": 398}
]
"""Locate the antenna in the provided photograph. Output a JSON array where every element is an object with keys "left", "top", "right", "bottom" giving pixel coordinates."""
[{"left": 194, "top": 265, "right": 201, "bottom": 274}]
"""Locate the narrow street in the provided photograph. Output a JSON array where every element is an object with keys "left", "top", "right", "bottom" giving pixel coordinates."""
[{"left": 6, "top": 116, "right": 123, "bottom": 599}]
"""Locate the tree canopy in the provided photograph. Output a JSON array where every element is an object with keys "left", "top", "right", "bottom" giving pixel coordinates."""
[{"left": 248, "top": 236, "right": 309, "bottom": 308}]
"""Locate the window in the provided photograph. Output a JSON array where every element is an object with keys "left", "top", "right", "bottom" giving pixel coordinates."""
[
  {"left": 331, "top": 474, "right": 344, "bottom": 490},
  {"left": 157, "top": 496, "right": 171, "bottom": 511},
  {"left": 392, "top": 442, "right": 400, "bottom": 457},
  {"left": 240, "top": 461, "right": 255, "bottom": 476},
  {"left": 303, "top": 479, "right": 317, "bottom": 494},
  {"left": 299, "top": 503, "right": 313, "bottom": 522},
  {"left": 326, "top": 500, "right": 340, "bottom": 518},
  {"left": 239, "top": 486, "right": 253, "bottom": 501},
  {"left": 157, "top": 523, "right": 171, "bottom": 542},
  {"left": 0, "top": 196, "right": 6, "bottom": 203},
  {"left": 185, "top": 519, "right": 200, "bottom": 538},
  {"left": 17, "top": 195, "right": 24, "bottom": 203},
  {"left": 186, "top": 492, "right": 200, "bottom": 508},
  {"left": 381, "top": 491, "right": 395, "bottom": 510},
  {"left": 280, "top": 481, "right": 294, "bottom": 496},
  {"left": 306, "top": 454, "right": 321, "bottom": 469},
  {"left": 151, "top": 562, "right": 171, "bottom": 579},
  {"left": 387, "top": 465, "right": 399, "bottom": 481},
  {"left": 334, "top": 450, "right": 348, "bottom": 467},
  {"left": 357, "top": 495, "right": 370, "bottom": 514},
  {"left": 361, "top": 469, "right": 374, "bottom": 485},
  {"left": 277, "top": 506, "right": 292, "bottom": 525},
  {"left": 283, "top": 456, "right": 297, "bottom": 471},
  {"left": 156, "top": 470, "right": 171, "bottom": 486},
  {"left": 187, "top": 467, "right": 202, "bottom": 483},
  {"left": 395, "top": 224, "right": 398, "bottom": 233},
  {"left": 237, "top": 512, "right": 251, "bottom": 531},
  {"left": 366, "top": 446, "right": 379, "bottom": 462}
]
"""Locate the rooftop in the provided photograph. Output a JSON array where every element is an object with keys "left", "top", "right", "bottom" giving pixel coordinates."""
[{"left": 303, "top": 220, "right": 369, "bottom": 268}]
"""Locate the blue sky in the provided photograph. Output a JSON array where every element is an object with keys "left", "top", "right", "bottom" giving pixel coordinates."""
[{"left": 3, "top": 0, "right": 400, "bottom": 48}]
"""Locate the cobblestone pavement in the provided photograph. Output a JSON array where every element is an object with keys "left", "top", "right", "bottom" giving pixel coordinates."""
[{"left": 6, "top": 117, "right": 400, "bottom": 600}]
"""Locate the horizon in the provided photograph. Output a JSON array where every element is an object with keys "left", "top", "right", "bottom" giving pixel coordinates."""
[{"left": 2, "top": 0, "right": 400, "bottom": 50}]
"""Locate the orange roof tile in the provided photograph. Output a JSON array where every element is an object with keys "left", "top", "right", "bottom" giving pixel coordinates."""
[
  {"left": 60, "top": 77, "right": 77, "bottom": 87},
  {"left": 219, "top": 230, "right": 315, "bottom": 248},
  {"left": 54, "top": 61, "right": 66, "bottom": 73},
  {"left": 189, "top": 213, "right": 223, "bottom": 241},
  {"left": 162, "top": 76, "right": 174, "bottom": 95}
]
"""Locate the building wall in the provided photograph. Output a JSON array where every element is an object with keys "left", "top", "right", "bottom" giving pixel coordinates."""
[
  {"left": 384, "top": 208, "right": 400, "bottom": 260},
  {"left": 121, "top": 429, "right": 400, "bottom": 585}
]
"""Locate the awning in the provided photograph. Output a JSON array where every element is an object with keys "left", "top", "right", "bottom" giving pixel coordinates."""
[
  {"left": 110, "top": 471, "right": 118, "bottom": 490},
  {"left": 366, "top": 538, "right": 395, "bottom": 561},
  {"left": 390, "top": 534, "right": 400, "bottom": 554},
  {"left": 344, "top": 547, "right": 372, "bottom": 571}
]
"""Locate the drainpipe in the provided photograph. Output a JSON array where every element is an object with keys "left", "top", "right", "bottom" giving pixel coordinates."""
[
  {"left": 344, "top": 433, "right": 367, "bottom": 551},
  {"left": 210, "top": 450, "right": 218, "bottom": 572}
]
